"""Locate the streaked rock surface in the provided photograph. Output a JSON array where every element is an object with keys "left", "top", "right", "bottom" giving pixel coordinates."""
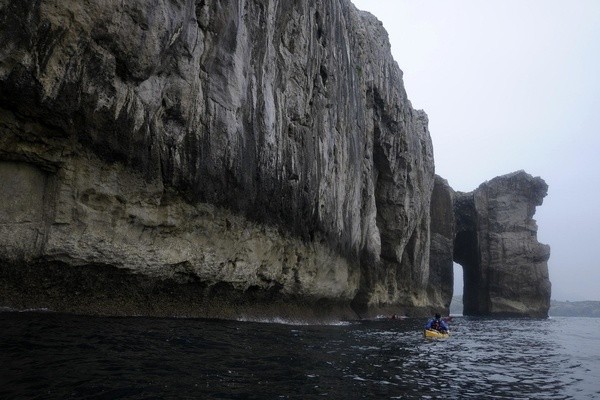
[
  {"left": 427, "top": 175, "right": 455, "bottom": 312},
  {"left": 0, "top": 0, "right": 436, "bottom": 319}
]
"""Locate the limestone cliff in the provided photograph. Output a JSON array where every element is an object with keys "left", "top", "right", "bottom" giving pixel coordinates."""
[
  {"left": 427, "top": 175, "right": 455, "bottom": 311},
  {"left": 453, "top": 171, "right": 551, "bottom": 317},
  {"left": 0, "top": 0, "right": 436, "bottom": 319}
]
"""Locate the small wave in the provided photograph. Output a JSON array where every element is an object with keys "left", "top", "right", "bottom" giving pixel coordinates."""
[
  {"left": 345, "top": 375, "right": 367, "bottom": 382},
  {"left": 235, "top": 316, "right": 353, "bottom": 326},
  {"left": 374, "top": 314, "right": 409, "bottom": 320},
  {"left": 0, "top": 306, "right": 53, "bottom": 313}
]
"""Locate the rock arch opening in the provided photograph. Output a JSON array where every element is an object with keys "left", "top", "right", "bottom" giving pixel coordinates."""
[
  {"left": 453, "top": 229, "right": 483, "bottom": 315},
  {"left": 450, "top": 262, "right": 464, "bottom": 314}
]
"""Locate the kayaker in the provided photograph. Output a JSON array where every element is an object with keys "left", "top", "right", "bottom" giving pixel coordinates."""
[{"left": 425, "top": 313, "right": 449, "bottom": 333}]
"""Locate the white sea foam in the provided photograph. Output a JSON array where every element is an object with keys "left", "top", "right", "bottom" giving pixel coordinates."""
[
  {"left": 0, "top": 306, "right": 52, "bottom": 313},
  {"left": 235, "top": 315, "right": 353, "bottom": 326}
]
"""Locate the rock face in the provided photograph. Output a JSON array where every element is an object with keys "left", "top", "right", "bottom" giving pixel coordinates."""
[
  {"left": 427, "top": 175, "right": 455, "bottom": 311},
  {"left": 0, "top": 1, "right": 551, "bottom": 319},
  {"left": 453, "top": 171, "right": 551, "bottom": 317},
  {"left": 0, "top": 0, "right": 436, "bottom": 319}
]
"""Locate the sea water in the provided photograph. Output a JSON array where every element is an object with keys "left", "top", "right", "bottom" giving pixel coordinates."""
[{"left": 1, "top": 311, "right": 598, "bottom": 399}]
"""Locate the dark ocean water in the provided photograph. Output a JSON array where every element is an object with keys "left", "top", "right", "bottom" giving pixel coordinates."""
[{"left": 1, "top": 311, "right": 598, "bottom": 399}]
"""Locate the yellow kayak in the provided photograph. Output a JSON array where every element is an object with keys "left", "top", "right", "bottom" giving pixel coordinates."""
[{"left": 424, "top": 329, "right": 450, "bottom": 339}]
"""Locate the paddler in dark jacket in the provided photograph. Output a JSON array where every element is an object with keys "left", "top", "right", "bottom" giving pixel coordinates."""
[{"left": 425, "top": 313, "right": 449, "bottom": 333}]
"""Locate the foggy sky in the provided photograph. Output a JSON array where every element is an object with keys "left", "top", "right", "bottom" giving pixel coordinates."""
[{"left": 352, "top": 0, "right": 600, "bottom": 301}]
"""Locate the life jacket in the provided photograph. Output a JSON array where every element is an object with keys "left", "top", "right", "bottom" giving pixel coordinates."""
[{"left": 431, "top": 319, "right": 442, "bottom": 330}]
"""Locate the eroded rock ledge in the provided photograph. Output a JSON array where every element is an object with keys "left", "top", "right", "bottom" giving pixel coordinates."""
[{"left": 0, "top": 0, "right": 550, "bottom": 319}]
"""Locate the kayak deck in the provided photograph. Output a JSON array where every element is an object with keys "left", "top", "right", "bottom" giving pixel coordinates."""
[{"left": 424, "top": 329, "right": 450, "bottom": 339}]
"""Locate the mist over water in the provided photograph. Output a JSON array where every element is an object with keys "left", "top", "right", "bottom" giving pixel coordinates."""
[{"left": 1, "top": 312, "right": 598, "bottom": 399}]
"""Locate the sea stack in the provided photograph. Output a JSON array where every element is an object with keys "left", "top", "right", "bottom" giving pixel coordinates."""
[{"left": 453, "top": 171, "right": 551, "bottom": 317}]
